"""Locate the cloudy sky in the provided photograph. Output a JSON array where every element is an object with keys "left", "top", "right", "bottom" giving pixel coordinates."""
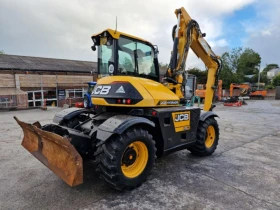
[{"left": 0, "top": 0, "right": 279, "bottom": 70}]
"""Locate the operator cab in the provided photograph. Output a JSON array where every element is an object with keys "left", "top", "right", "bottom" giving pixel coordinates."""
[{"left": 91, "top": 29, "right": 160, "bottom": 82}]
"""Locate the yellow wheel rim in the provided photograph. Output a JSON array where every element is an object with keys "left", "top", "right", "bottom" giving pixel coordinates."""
[
  {"left": 205, "top": 125, "right": 216, "bottom": 148},
  {"left": 121, "top": 141, "right": 148, "bottom": 178}
]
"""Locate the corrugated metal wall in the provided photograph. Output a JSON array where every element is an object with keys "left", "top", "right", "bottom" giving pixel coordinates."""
[
  {"left": 276, "top": 86, "right": 280, "bottom": 100},
  {"left": 0, "top": 74, "right": 15, "bottom": 88},
  {"left": 18, "top": 74, "right": 94, "bottom": 87}
]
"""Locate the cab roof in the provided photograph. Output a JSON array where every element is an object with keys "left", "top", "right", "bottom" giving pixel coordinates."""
[
  {"left": 91, "top": 28, "right": 153, "bottom": 46},
  {"left": 87, "top": 82, "right": 96, "bottom": 85}
]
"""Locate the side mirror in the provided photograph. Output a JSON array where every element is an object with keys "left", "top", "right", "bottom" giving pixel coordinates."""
[{"left": 91, "top": 45, "right": 96, "bottom": 51}]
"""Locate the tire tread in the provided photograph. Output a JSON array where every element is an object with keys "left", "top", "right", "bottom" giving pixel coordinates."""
[{"left": 94, "top": 128, "right": 156, "bottom": 191}]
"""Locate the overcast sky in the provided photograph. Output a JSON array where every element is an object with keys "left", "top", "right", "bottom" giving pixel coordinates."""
[{"left": 0, "top": 0, "right": 279, "bottom": 70}]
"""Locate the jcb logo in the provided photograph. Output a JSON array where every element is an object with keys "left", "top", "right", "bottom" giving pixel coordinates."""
[
  {"left": 174, "top": 113, "right": 189, "bottom": 122},
  {"left": 92, "top": 86, "right": 111, "bottom": 95},
  {"left": 172, "top": 111, "right": 190, "bottom": 132}
]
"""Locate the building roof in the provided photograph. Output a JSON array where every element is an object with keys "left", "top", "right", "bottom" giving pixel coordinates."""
[
  {"left": 267, "top": 68, "right": 280, "bottom": 79},
  {"left": 0, "top": 54, "right": 97, "bottom": 73}
]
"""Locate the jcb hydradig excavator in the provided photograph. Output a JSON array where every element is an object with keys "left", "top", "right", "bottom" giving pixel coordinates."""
[{"left": 14, "top": 7, "right": 222, "bottom": 191}]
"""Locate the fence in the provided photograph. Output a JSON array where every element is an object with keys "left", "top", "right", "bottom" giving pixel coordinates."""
[
  {"left": 0, "top": 94, "right": 28, "bottom": 109},
  {"left": 0, "top": 95, "right": 17, "bottom": 108},
  {"left": 267, "top": 89, "right": 276, "bottom": 98},
  {"left": 0, "top": 88, "right": 28, "bottom": 110}
]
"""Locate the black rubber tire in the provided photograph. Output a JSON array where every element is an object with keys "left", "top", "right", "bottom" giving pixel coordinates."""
[
  {"left": 94, "top": 128, "right": 156, "bottom": 191},
  {"left": 188, "top": 117, "right": 219, "bottom": 156}
]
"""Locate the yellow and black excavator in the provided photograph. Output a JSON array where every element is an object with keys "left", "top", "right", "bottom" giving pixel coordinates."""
[{"left": 14, "top": 7, "right": 222, "bottom": 191}]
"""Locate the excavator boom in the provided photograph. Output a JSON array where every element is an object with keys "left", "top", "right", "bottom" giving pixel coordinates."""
[{"left": 166, "top": 7, "right": 222, "bottom": 111}]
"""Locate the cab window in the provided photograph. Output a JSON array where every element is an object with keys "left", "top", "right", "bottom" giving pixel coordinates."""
[{"left": 118, "top": 36, "right": 156, "bottom": 77}]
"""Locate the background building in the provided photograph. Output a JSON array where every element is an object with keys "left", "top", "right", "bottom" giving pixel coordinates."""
[
  {"left": 267, "top": 68, "right": 280, "bottom": 80},
  {"left": 0, "top": 54, "right": 97, "bottom": 109}
]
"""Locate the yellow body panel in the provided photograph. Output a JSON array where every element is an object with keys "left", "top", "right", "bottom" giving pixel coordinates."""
[
  {"left": 171, "top": 111, "right": 191, "bottom": 132},
  {"left": 91, "top": 28, "right": 153, "bottom": 45},
  {"left": 91, "top": 76, "right": 179, "bottom": 107}
]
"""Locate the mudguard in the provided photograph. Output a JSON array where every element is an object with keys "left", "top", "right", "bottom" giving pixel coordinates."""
[
  {"left": 200, "top": 111, "right": 219, "bottom": 121},
  {"left": 53, "top": 108, "right": 89, "bottom": 124},
  {"left": 96, "top": 115, "right": 155, "bottom": 141},
  {"left": 14, "top": 117, "right": 83, "bottom": 186}
]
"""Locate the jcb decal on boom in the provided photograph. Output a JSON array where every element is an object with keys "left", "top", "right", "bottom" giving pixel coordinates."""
[{"left": 172, "top": 111, "right": 190, "bottom": 132}]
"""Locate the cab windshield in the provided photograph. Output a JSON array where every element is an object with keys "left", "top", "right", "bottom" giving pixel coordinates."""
[
  {"left": 118, "top": 36, "right": 156, "bottom": 78},
  {"left": 98, "top": 36, "right": 157, "bottom": 79}
]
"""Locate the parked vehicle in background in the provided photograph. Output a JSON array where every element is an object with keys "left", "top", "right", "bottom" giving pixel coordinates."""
[
  {"left": 195, "top": 80, "right": 222, "bottom": 102},
  {"left": 230, "top": 83, "right": 267, "bottom": 99}
]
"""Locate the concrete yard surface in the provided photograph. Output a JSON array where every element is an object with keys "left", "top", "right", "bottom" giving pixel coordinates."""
[{"left": 0, "top": 100, "right": 280, "bottom": 210}]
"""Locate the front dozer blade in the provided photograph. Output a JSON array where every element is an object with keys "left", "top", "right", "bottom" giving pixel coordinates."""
[{"left": 14, "top": 117, "right": 83, "bottom": 186}]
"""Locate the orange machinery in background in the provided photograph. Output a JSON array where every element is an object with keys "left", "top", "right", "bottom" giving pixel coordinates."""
[
  {"left": 195, "top": 80, "right": 222, "bottom": 102},
  {"left": 195, "top": 84, "right": 206, "bottom": 101},
  {"left": 229, "top": 83, "right": 267, "bottom": 99}
]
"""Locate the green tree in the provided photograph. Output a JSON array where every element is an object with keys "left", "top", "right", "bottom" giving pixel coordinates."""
[
  {"left": 272, "top": 74, "right": 280, "bottom": 86},
  {"left": 219, "top": 47, "right": 261, "bottom": 87},
  {"left": 0, "top": 50, "right": 4, "bottom": 54},
  {"left": 220, "top": 51, "right": 243, "bottom": 88},
  {"left": 158, "top": 62, "right": 168, "bottom": 75},
  {"left": 265, "top": 84, "right": 275, "bottom": 89},
  {"left": 158, "top": 62, "right": 169, "bottom": 69},
  {"left": 250, "top": 73, "right": 268, "bottom": 84},
  {"left": 237, "top": 48, "right": 261, "bottom": 76},
  {"left": 220, "top": 47, "right": 245, "bottom": 85},
  {"left": 187, "top": 68, "right": 207, "bottom": 84},
  {"left": 249, "top": 63, "right": 276, "bottom": 84},
  {"left": 221, "top": 47, "right": 243, "bottom": 73}
]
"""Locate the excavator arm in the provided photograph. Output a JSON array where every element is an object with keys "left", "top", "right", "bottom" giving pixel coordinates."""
[
  {"left": 230, "top": 83, "right": 249, "bottom": 97},
  {"left": 165, "top": 7, "right": 222, "bottom": 111}
]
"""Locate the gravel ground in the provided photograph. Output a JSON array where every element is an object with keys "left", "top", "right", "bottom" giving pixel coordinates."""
[{"left": 0, "top": 100, "right": 280, "bottom": 210}]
